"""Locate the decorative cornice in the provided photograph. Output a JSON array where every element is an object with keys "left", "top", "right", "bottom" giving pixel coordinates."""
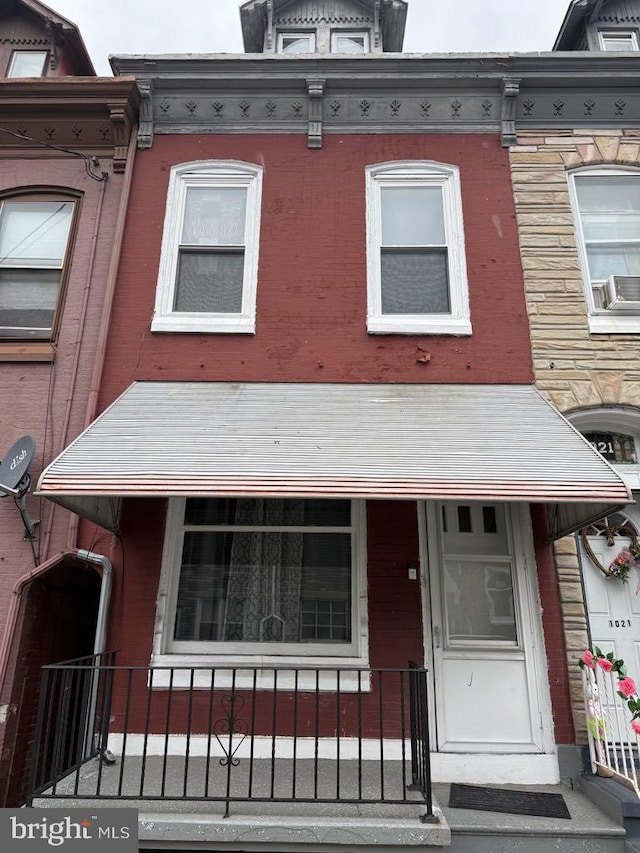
[
  {"left": 0, "top": 79, "right": 140, "bottom": 168},
  {"left": 115, "top": 53, "right": 640, "bottom": 146}
]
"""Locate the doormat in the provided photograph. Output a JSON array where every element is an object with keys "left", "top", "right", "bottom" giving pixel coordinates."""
[{"left": 448, "top": 783, "right": 571, "bottom": 819}]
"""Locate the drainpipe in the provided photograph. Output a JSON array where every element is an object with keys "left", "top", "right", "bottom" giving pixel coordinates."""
[{"left": 75, "top": 549, "right": 112, "bottom": 655}]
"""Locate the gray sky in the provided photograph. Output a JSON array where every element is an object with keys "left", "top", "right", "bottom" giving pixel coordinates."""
[{"left": 50, "top": 0, "right": 574, "bottom": 75}]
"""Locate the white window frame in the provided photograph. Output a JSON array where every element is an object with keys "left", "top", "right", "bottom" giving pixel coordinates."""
[
  {"left": 7, "top": 50, "right": 48, "bottom": 77},
  {"left": 568, "top": 166, "right": 640, "bottom": 334},
  {"left": 152, "top": 160, "right": 262, "bottom": 334},
  {"left": 330, "top": 31, "right": 370, "bottom": 54},
  {"left": 152, "top": 498, "right": 369, "bottom": 686},
  {"left": 598, "top": 30, "right": 639, "bottom": 51},
  {"left": 365, "top": 161, "right": 471, "bottom": 335},
  {"left": 277, "top": 32, "right": 316, "bottom": 54}
]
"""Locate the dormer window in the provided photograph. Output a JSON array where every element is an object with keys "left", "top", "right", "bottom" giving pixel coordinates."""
[
  {"left": 7, "top": 50, "right": 48, "bottom": 77},
  {"left": 277, "top": 33, "right": 316, "bottom": 54},
  {"left": 598, "top": 30, "right": 639, "bottom": 51},
  {"left": 331, "top": 32, "right": 370, "bottom": 54}
]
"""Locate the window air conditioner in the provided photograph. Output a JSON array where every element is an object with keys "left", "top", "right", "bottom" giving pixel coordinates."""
[{"left": 604, "top": 275, "right": 640, "bottom": 310}]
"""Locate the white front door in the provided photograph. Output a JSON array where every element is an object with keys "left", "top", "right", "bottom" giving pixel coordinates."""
[
  {"left": 580, "top": 514, "right": 640, "bottom": 674},
  {"left": 420, "top": 501, "right": 552, "bottom": 754}
]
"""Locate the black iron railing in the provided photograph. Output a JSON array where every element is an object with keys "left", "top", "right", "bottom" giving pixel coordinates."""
[{"left": 28, "top": 655, "right": 433, "bottom": 820}]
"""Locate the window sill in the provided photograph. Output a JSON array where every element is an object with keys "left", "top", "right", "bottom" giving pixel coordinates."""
[
  {"left": 588, "top": 313, "right": 640, "bottom": 335},
  {"left": 150, "top": 653, "right": 371, "bottom": 692},
  {"left": 367, "top": 316, "right": 472, "bottom": 336},
  {"left": 151, "top": 315, "right": 255, "bottom": 334},
  {"left": 0, "top": 342, "right": 54, "bottom": 362}
]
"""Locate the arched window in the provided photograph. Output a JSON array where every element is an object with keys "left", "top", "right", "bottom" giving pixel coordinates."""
[
  {"left": 153, "top": 161, "right": 263, "bottom": 334},
  {"left": 365, "top": 161, "right": 471, "bottom": 335},
  {"left": 0, "top": 191, "right": 78, "bottom": 340}
]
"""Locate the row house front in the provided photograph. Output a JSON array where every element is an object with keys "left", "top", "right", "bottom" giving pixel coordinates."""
[
  {"left": 25, "top": 0, "right": 632, "bottom": 848},
  {"left": 0, "top": 0, "right": 139, "bottom": 807}
]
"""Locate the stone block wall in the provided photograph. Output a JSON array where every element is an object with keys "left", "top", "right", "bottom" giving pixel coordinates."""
[{"left": 510, "top": 129, "right": 640, "bottom": 739}]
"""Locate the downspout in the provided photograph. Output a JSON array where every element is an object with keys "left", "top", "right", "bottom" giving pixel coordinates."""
[
  {"left": 75, "top": 549, "right": 112, "bottom": 656},
  {"left": 66, "top": 128, "right": 139, "bottom": 552}
]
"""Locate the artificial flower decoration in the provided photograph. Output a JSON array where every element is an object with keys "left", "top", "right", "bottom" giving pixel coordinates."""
[
  {"left": 608, "top": 544, "right": 640, "bottom": 582},
  {"left": 579, "top": 647, "right": 640, "bottom": 737}
]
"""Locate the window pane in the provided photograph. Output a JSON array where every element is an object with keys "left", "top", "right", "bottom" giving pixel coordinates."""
[
  {"left": 381, "top": 249, "right": 450, "bottom": 313},
  {"left": 582, "top": 212, "right": 640, "bottom": 241},
  {"left": 175, "top": 251, "right": 244, "bottom": 312},
  {"left": 381, "top": 186, "right": 445, "bottom": 245},
  {"left": 185, "top": 497, "right": 351, "bottom": 527},
  {"left": 0, "top": 269, "right": 60, "bottom": 337},
  {"left": 173, "top": 530, "right": 351, "bottom": 644},
  {"left": 334, "top": 36, "right": 366, "bottom": 53},
  {"left": 0, "top": 202, "right": 73, "bottom": 267},
  {"left": 585, "top": 245, "right": 640, "bottom": 280},
  {"left": 576, "top": 176, "right": 640, "bottom": 213},
  {"left": 182, "top": 187, "right": 246, "bottom": 246},
  {"left": 602, "top": 34, "right": 637, "bottom": 51},
  {"left": 444, "top": 559, "right": 517, "bottom": 644},
  {"left": 8, "top": 51, "right": 47, "bottom": 77},
  {"left": 280, "top": 36, "right": 313, "bottom": 54}
]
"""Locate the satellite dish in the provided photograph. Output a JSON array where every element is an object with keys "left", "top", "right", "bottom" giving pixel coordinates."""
[{"left": 0, "top": 435, "right": 36, "bottom": 497}]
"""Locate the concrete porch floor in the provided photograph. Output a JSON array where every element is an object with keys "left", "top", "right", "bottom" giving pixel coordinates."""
[{"left": 31, "top": 757, "right": 630, "bottom": 851}]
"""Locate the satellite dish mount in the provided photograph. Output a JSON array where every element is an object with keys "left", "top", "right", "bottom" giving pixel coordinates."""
[{"left": 0, "top": 436, "right": 39, "bottom": 540}]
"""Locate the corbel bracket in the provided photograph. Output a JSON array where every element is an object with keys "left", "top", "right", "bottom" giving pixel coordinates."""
[
  {"left": 307, "top": 78, "right": 325, "bottom": 149},
  {"left": 137, "top": 79, "right": 154, "bottom": 150},
  {"left": 108, "top": 101, "right": 134, "bottom": 172},
  {"left": 374, "top": 0, "right": 381, "bottom": 50},
  {"left": 501, "top": 76, "right": 521, "bottom": 148},
  {"left": 266, "top": 0, "right": 274, "bottom": 51}
]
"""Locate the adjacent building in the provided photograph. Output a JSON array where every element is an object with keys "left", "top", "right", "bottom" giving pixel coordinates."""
[{"left": 0, "top": 0, "right": 139, "bottom": 806}]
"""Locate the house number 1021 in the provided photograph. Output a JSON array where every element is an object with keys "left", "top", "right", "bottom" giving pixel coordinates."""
[{"left": 609, "top": 619, "right": 632, "bottom": 628}]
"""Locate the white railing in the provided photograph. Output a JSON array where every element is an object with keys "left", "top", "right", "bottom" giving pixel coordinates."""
[{"left": 582, "top": 664, "right": 640, "bottom": 795}]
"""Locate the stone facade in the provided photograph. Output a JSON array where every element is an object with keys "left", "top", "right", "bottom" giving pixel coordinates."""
[{"left": 510, "top": 128, "right": 640, "bottom": 738}]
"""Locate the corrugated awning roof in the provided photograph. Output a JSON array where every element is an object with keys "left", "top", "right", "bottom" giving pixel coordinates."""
[{"left": 36, "top": 381, "right": 631, "bottom": 538}]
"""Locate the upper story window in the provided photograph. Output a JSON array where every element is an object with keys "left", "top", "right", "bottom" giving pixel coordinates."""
[
  {"left": 158, "top": 497, "right": 366, "bottom": 662},
  {"left": 277, "top": 32, "right": 316, "bottom": 54},
  {"left": 331, "top": 32, "right": 369, "bottom": 54},
  {"left": 598, "top": 30, "right": 639, "bottom": 51},
  {"left": 153, "top": 161, "right": 263, "bottom": 334},
  {"left": 569, "top": 169, "right": 640, "bottom": 333},
  {"left": 7, "top": 50, "right": 48, "bottom": 77},
  {"left": 0, "top": 196, "right": 76, "bottom": 340},
  {"left": 366, "top": 162, "right": 471, "bottom": 335}
]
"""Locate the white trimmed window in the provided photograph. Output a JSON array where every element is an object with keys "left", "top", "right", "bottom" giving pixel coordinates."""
[
  {"left": 331, "top": 32, "right": 369, "bottom": 54},
  {"left": 155, "top": 498, "right": 368, "bottom": 670},
  {"left": 569, "top": 168, "right": 640, "bottom": 333},
  {"left": 366, "top": 162, "right": 471, "bottom": 335},
  {"left": 598, "top": 30, "right": 639, "bottom": 51},
  {"left": 7, "top": 50, "right": 48, "bottom": 77},
  {"left": 152, "top": 161, "right": 263, "bottom": 334},
  {"left": 277, "top": 32, "right": 316, "bottom": 54}
]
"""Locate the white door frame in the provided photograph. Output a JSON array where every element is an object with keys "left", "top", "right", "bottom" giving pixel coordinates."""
[{"left": 417, "top": 500, "right": 557, "bottom": 780}]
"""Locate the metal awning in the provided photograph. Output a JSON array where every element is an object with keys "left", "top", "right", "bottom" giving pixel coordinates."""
[{"left": 36, "top": 381, "right": 631, "bottom": 538}]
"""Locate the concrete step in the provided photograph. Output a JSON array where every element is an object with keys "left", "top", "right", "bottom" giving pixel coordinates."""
[{"left": 434, "top": 782, "right": 627, "bottom": 853}]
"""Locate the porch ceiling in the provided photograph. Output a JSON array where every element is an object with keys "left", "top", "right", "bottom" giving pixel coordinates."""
[{"left": 35, "top": 381, "right": 631, "bottom": 538}]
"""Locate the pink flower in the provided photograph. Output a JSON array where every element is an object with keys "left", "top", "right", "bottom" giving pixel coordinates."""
[
  {"left": 598, "top": 658, "right": 614, "bottom": 672},
  {"left": 631, "top": 719, "right": 640, "bottom": 735},
  {"left": 618, "top": 549, "right": 634, "bottom": 564},
  {"left": 618, "top": 677, "right": 637, "bottom": 697},
  {"left": 582, "top": 650, "right": 596, "bottom": 668}
]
